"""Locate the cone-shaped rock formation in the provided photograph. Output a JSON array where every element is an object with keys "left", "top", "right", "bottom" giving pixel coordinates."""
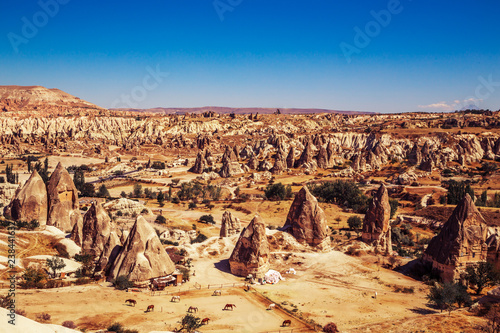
[
  {"left": 220, "top": 211, "right": 241, "bottom": 238},
  {"left": 361, "top": 184, "right": 392, "bottom": 253},
  {"left": 3, "top": 170, "right": 48, "bottom": 225},
  {"left": 229, "top": 215, "right": 270, "bottom": 278},
  {"left": 109, "top": 216, "right": 175, "bottom": 281},
  {"left": 283, "top": 186, "right": 328, "bottom": 246}
]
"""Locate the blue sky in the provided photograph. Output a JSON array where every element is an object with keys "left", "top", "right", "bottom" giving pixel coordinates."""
[{"left": 1, "top": 0, "right": 499, "bottom": 112}]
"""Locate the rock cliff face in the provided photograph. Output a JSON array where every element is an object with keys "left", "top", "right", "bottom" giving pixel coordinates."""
[
  {"left": 220, "top": 211, "right": 241, "bottom": 238},
  {"left": 229, "top": 215, "right": 270, "bottom": 278},
  {"left": 96, "top": 231, "right": 122, "bottom": 275},
  {"left": 46, "top": 162, "right": 80, "bottom": 232},
  {"left": 361, "top": 184, "right": 392, "bottom": 253},
  {"left": 423, "top": 194, "right": 488, "bottom": 282},
  {"left": 283, "top": 186, "right": 328, "bottom": 246},
  {"left": 79, "top": 202, "right": 114, "bottom": 258},
  {"left": 109, "top": 216, "right": 175, "bottom": 281},
  {"left": 3, "top": 170, "right": 48, "bottom": 225},
  {"left": 189, "top": 150, "right": 207, "bottom": 174}
]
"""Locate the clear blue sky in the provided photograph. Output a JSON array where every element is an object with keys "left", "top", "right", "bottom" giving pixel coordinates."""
[{"left": 1, "top": 0, "right": 499, "bottom": 112}]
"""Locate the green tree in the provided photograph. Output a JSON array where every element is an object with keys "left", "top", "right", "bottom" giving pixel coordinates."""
[
  {"left": 446, "top": 180, "right": 474, "bottom": 205},
  {"left": 133, "top": 184, "right": 143, "bottom": 198},
  {"left": 74, "top": 252, "right": 96, "bottom": 277},
  {"left": 199, "top": 214, "right": 215, "bottom": 224},
  {"left": 120, "top": 191, "right": 127, "bottom": 198},
  {"left": 347, "top": 215, "right": 363, "bottom": 234},
  {"left": 112, "top": 275, "right": 133, "bottom": 290},
  {"left": 427, "top": 282, "right": 471, "bottom": 314},
  {"left": 46, "top": 256, "right": 66, "bottom": 278},
  {"left": 73, "top": 169, "right": 85, "bottom": 192},
  {"left": 180, "top": 314, "right": 202, "bottom": 333},
  {"left": 81, "top": 183, "right": 96, "bottom": 197},
  {"left": 308, "top": 180, "right": 369, "bottom": 213},
  {"left": 465, "top": 261, "right": 500, "bottom": 295},
  {"left": 20, "top": 267, "right": 47, "bottom": 288},
  {"left": 155, "top": 215, "right": 166, "bottom": 224},
  {"left": 264, "top": 183, "right": 287, "bottom": 201},
  {"left": 389, "top": 199, "right": 399, "bottom": 218},
  {"left": 97, "top": 184, "right": 110, "bottom": 198},
  {"left": 168, "top": 186, "right": 172, "bottom": 201},
  {"left": 157, "top": 190, "right": 165, "bottom": 207}
]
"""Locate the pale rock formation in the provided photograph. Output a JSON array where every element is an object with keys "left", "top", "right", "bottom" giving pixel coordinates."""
[
  {"left": 283, "top": 186, "right": 328, "bottom": 247},
  {"left": 220, "top": 211, "right": 241, "bottom": 238},
  {"left": 46, "top": 162, "right": 80, "bottom": 232},
  {"left": 3, "top": 170, "right": 48, "bottom": 226},
  {"left": 109, "top": 216, "right": 175, "bottom": 281},
  {"left": 423, "top": 194, "right": 488, "bottom": 282},
  {"left": 361, "top": 184, "right": 392, "bottom": 253},
  {"left": 229, "top": 215, "right": 270, "bottom": 278}
]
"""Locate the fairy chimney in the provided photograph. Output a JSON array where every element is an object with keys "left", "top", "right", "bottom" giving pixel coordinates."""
[
  {"left": 220, "top": 211, "right": 241, "bottom": 237},
  {"left": 46, "top": 162, "right": 80, "bottom": 232},
  {"left": 423, "top": 194, "right": 488, "bottom": 282},
  {"left": 229, "top": 215, "right": 270, "bottom": 278},
  {"left": 362, "top": 184, "right": 392, "bottom": 253},
  {"left": 79, "top": 202, "right": 114, "bottom": 258},
  {"left": 109, "top": 216, "right": 175, "bottom": 281},
  {"left": 283, "top": 186, "right": 328, "bottom": 246},
  {"left": 3, "top": 170, "right": 48, "bottom": 226}
]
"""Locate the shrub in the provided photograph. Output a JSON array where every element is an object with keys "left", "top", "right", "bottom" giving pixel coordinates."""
[
  {"left": 191, "top": 233, "right": 208, "bottom": 244},
  {"left": 188, "top": 202, "right": 197, "bottom": 210},
  {"left": 264, "top": 183, "right": 292, "bottom": 201},
  {"left": 199, "top": 214, "right": 215, "bottom": 224},
  {"left": 155, "top": 215, "right": 166, "bottom": 224},
  {"left": 309, "top": 180, "right": 369, "bottom": 213},
  {"left": 36, "top": 312, "right": 51, "bottom": 323},
  {"left": 323, "top": 322, "right": 339, "bottom": 333},
  {"left": 112, "top": 275, "right": 133, "bottom": 290},
  {"left": 347, "top": 216, "right": 362, "bottom": 232},
  {"left": 62, "top": 321, "right": 77, "bottom": 329}
]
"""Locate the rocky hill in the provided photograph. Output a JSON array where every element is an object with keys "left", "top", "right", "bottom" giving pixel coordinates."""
[{"left": 0, "top": 85, "right": 105, "bottom": 113}]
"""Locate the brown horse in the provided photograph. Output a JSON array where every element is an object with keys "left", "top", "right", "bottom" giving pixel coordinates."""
[
  {"left": 282, "top": 319, "right": 291, "bottom": 327},
  {"left": 146, "top": 305, "right": 154, "bottom": 312},
  {"left": 125, "top": 299, "right": 136, "bottom": 307},
  {"left": 223, "top": 304, "right": 236, "bottom": 311},
  {"left": 201, "top": 318, "right": 210, "bottom": 325},
  {"left": 188, "top": 306, "right": 198, "bottom": 313}
]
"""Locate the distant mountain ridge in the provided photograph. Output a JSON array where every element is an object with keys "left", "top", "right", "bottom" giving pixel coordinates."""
[
  {"left": 111, "top": 106, "right": 373, "bottom": 115},
  {"left": 0, "top": 85, "right": 104, "bottom": 112}
]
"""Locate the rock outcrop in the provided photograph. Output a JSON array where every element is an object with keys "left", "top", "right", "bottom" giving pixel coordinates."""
[
  {"left": 283, "top": 186, "right": 328, "bottom": 246},
  {"left": 361, "top": 184, "right": 392, "bottom": 253},
  {"left": 423, "top": 194, "right": 488, "bottom": 282},
  {"left": 96, "top": 231, "right": 122, "bottom": 274},
  {"left": 109, "top": 216, "right": 175, "bottom": 281},
  {"left": 229, "top": 215, "right": 270, "bottom": 278},
  {"left": 79, "top": 202, "right": 114, "bottom": 258},
  {"left": 189, "top": 150, "right": 207, "bottom": 174},
  {"left": 103, "top": 198, "right": 152, "bottom": 216},
  {"left": 3, "top": 170, "right": 48, "bottom": 226},
  {"left": 46, "top": 162, "right": 80, "bottom": 232},
  {"left": 220, "top": 211, "right": 241, "bottom": 238}
]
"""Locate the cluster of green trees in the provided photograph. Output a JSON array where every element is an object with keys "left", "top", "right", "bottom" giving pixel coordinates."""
[
  {"left": 4, "top": 164, "right": 18, "bottom": 184},
  {"left": 308, "top": 180, "right": 369, "bottom": 213},
  {"left": 445, "top": 180, "right": 475, "bottom": 205},
  {"left": 264, "top": 183, "right": 293, "bottom": 201},
  {"left": 476, "top": 190, "right": 500, "bottom": 208}
]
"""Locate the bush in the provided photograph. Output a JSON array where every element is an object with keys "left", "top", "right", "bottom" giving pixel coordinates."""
[
  {"left": 347, "top": 216, "right": 362, "bottom": 232},
  {"left": 389, "top": 199, "right": 399, "bottom": 218},
  {"left": 188, "top": 202, "right": 197, "bottom": 210},
  {"left": 323, "top": 322, "right": 339, "bottom": 333},
  {"left": 155, "top": 215, "right": 166, "bottom": 224},
  {"left": 264, "top": 183, "right": 292, "bottom": 201},
  {"left": 191, "top": 233, "right": 208, "bottom": 244},
  {"left": 309, "top": 180, "right": 369, "bottom": 213},
  {"left": 172, "top": 197, "right": 180, "bottom": 204},
  {"left": 199, "top": 214, "right": 215, "bottom": 224},
  {"left": 112, "top": 275, "right": 133, "bottom": 290},
  {"left": 62, "top": 321, "right": 77, "bottom": 329},
  {"left": 446, "top": 180, "right": 474, "bottom": 205},
  {"left": 36, "top": 312, "right": 51, "bottom": 323}
]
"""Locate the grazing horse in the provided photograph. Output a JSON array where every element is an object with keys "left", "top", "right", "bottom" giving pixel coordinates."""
[
  {"left": 267, "top": 303, "right": 275, "bottom": 310},
  {"left": 171, "top": 296, "right": 181, "bottom": 302},
  {"left": 212, "top": 289, "right": 222, "bottom": 296},
  {"left": 125, "top": 299, "right": 136, "bottom": 307},
  {"left": 282, "top": 319, "right": 291, "bottom": 327},
  {"left": 146, "top": 305, "right": 154, "bottom": 312},
  {"left": 188, "top": 306, "right": 198, "bottom": 313},
  {"left": 201, "top": 318, "right": 210, "bottom": 325},
  {"left": 223, "top": 304, "right": 236, "bottom": 311}
]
